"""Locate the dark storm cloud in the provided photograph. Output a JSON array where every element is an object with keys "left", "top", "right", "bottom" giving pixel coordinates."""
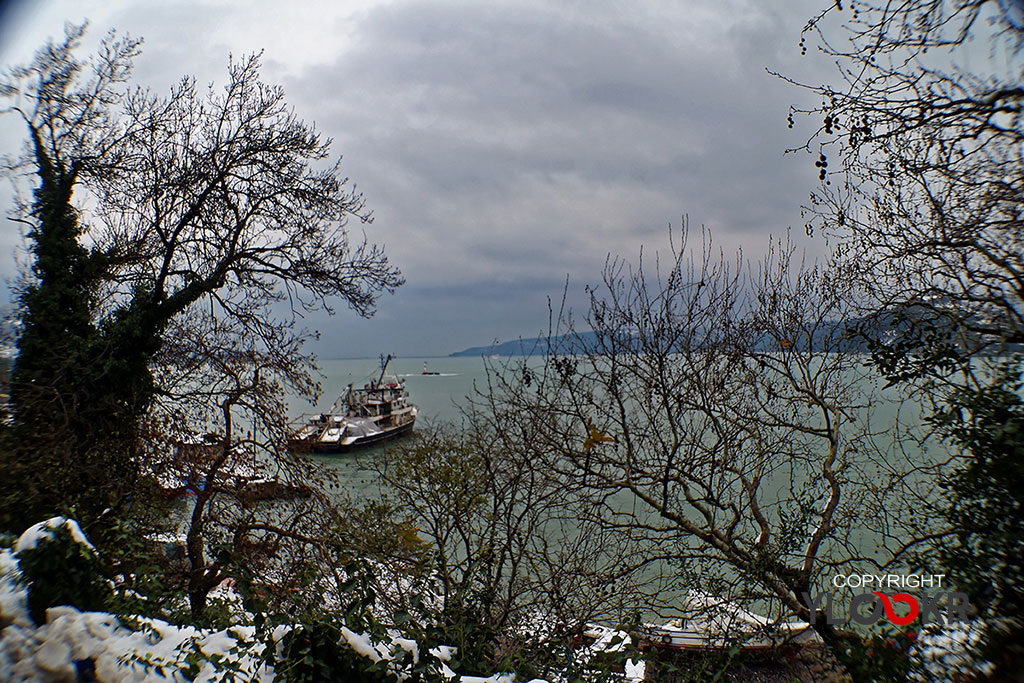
[
  {"left": 1, "top": 1, "right": 834, "bottom": 356},
  {"left": 285, "top": 2, "right": 824, "bottom": 288}
]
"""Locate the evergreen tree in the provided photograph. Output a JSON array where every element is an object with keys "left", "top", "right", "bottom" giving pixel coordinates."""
[
  {"left": 2, "top": 27, "right": 144, "bottom": 529},
  {"left": 932, "top": 363, "right": 1024, "bottom": 678}
]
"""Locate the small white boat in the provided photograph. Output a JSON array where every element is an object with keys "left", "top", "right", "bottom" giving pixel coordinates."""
[{"left": 635, "top": 591, "right": 817, "bottom": 651}]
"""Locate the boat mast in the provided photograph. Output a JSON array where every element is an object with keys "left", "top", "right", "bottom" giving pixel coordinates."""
[
  {"left": 377, "top": 353, "right": 394, "bottom": 386},
  {"left": 330, "top": 385, "right": 352, "bottom": 414}
]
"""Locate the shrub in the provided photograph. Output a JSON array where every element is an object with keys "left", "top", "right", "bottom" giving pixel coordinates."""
[
  {"left": 275, "top": 622, "right": 396, "bottom": 683},
  {"left": 15, "top": 518, "right": 112, "bottom": 625}
]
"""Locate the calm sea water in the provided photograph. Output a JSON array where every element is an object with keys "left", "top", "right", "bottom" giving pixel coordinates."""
[
  {"left": 288, "top": 356, "right": 496, "bottom": 494},
  {"left": 282, "top": 354, "right": 940, "bottom": 613},
  {"left": 289, "top": 356, "right": 493, "bottom": 425}
]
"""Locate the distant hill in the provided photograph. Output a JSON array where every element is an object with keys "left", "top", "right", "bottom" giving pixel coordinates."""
[
  {"left": 449, "top": 324, "right": 864, "bottom": 357},
  {"left": 449, "top": 336, "right": 554, "bottom": 357},
  {"left": 449, "top": 307, "right": 1022, "bottom": 358},
  {"left": 449, "top": 332, "right": 602, "bottom": 357}
]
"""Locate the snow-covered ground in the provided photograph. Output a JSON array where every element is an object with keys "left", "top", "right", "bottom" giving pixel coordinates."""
[
  {"left": 911, "top": 620, "right": 993, "bottom": 681},
  {"left": 0, "top": 518, "right": 275, "bottom": 681},
  {"left": 0, "top": 517, "right": 539, "bottom": 682}
]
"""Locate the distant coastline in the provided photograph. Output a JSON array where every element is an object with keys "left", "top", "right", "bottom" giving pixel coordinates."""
[{"left": 449, "top": 336, "right": 548, "bottom": 357}]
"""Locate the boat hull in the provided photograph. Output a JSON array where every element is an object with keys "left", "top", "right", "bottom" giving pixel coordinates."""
[
  {"left": 296, "top": 417, "right": 416, "bottom": 453},
  {"left": 636, "top": 621, "right": 817, "bottom": 652}
]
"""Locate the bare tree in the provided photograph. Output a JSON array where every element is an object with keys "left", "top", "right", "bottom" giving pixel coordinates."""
[
  {"left": 471, "top": 228, "right": 937, "bottom": 678},
  {"left": 0, "top": 25, "right": 402, "bottom": 532},
  {"left": 356, "top": 421, "right": 651, "bottom": 675},
  {"left": 139, "top": 311, "right": 338, "bottom": 621},
  {"left": 784, "top": 0, "right": 1023, "bottom": 378},
  {"left": 784, "top": 2, "right": 1024, "bottom": 675}
]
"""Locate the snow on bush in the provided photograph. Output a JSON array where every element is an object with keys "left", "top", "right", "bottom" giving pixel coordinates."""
[
  {"left": 13, "top": 516, "right": 112, "bottom": 626},
  {"left": 14, "top": 517, "right": 94, "bottom": 554},
  {"left": 0, "top": 521, "right": 274, "bottom": 681},
  {"left": 0, "top": 519, "right": 543, "bottom": 682}
]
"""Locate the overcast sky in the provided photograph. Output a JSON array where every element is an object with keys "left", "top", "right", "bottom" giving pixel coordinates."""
[{"left": 0, "top": 0, "right": 835, "bottom": 358}]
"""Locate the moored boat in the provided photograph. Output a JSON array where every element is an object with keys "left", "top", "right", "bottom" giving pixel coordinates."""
[
  {"left": 290, "top": 354, "right": 418, "bottom": 453},
  {"left": 155, "top": 434, "right": 311, "bottom": 500},
  {"left": 634, "top": 591, "right": 817, "bottom": 651}
]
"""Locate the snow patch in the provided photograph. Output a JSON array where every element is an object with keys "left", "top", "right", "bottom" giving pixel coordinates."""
[
  {"left": 0, "top": 519, "right": 558, "bottom": 682},
  {"left": 14, "top": 517, "right": 95, "bottom": 553},
  {"left": 910, "top": 620, "right": 994, "bottom": 681}
]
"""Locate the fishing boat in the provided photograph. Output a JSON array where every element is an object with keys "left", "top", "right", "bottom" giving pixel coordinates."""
[
  {"left": 290, "top": 354, "right": 418, "bottom": 453},
  {"left": 422, "top": 362, "right": 441, "bottom": 375}
]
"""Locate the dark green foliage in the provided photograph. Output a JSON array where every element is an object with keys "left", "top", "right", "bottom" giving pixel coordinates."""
[
  {"left": 422, "top": 596, "right": 499, "bottom": 677},
  {"left": 275, "top": 623, "right": 396, "bottom": 683},
  {"left": 859, "top": 304, "right": 968, "bottom": 387},
  {"left": 931, "top": 361, "right": 1024, "bottom": 678},
  {"left": 16, "top": 522, "right": 112, "bottom": 625},
  {"left": 100, "top": 513, "right": 206, "bottom": 626},
  {"left": 4, "top": 98, "right": 148, "bottom": 535},
  {"left": 253, "top": 555, "right": 394, "bottom": 681}
]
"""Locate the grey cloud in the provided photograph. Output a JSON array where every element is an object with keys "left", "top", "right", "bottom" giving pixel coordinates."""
[
  {"left": 2, "top": 0, "right": 834, "bottom": 356},
  {"left": 274, "top": 1, "right": 832, "bottom": 354}
]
